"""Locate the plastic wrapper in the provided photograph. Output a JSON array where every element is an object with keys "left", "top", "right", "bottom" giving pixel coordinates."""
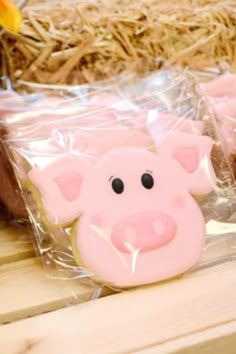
[
  {"left": 0, "top": 91, "right": 29, "bottom": 222},
  {"left": 199, "top": 74, "right": 236, "bottom": 178},
  {"left": 1, "top": 68, "right": 236, "bottom": 300}
]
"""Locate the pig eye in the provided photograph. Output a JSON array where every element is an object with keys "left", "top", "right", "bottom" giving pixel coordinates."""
[
  {"left": 111, "top": 178, "right": 124, "bottom": 194},
  {"left": 141, "top": 173, "right": 154, "bottom": 189}
]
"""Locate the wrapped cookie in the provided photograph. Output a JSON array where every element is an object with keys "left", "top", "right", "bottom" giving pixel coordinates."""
[
  {"left": 0, "top": 91, "right": 28, "bottom": 220},
  {"left": 0, "top": 68, "right": 196, "bottom": 220},
  {"left": 3, "top": 69, "right": 236, "bottom": 298},
  {"left": 200, "top": 74, "right": 236, "bottom": 177}
]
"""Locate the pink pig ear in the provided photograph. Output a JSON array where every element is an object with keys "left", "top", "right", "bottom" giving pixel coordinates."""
[
  {"left": 157, "top": 133, "right": 217, "bottom": 195},
  {"left": 28, "top": 155, "right": 91, "bottom": 225}
]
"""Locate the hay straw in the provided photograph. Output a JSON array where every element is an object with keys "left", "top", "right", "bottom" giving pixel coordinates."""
[{"left": 1, "top": 0, "right": 236, "bottom": 89}]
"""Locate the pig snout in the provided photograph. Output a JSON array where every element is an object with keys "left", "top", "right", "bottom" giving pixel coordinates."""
[{"left": 111, "top": 211, "right": 176, "bottom": 253}]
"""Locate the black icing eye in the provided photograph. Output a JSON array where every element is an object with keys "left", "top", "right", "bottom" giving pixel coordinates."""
[
  {"left": 112, "top": 178, "right": 124, "bottom": 194},
  {"left": 141, "top": 173, "right": 154, "bottom": 189}
]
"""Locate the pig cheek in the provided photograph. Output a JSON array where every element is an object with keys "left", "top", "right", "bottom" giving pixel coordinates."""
[
  {"left": 89, "top": 214, "right": 105, "bottom": 234},
  {"left": 87, "top": 214, "right": 112, "bottom": 242},
  {"left": 172, "top": 195, "right": 186, "bottom": 208},
  {"left": 90, "top": 214, "right": 104, "bottom": 226},
  {"left": 170, "top": 196, "right": 205, "bottom": 257}
]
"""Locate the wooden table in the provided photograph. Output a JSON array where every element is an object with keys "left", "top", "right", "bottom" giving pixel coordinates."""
[{"left": 0, "top": 225, "right": 236, "bottom": 354}]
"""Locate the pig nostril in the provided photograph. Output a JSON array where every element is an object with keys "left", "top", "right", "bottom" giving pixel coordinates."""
[{"left": 153, "top": 220, "right": 164, "bottom": 236}]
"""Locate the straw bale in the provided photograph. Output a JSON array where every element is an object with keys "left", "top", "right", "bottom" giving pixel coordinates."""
[{"left": 0, "top": 0, "right": 236, "bottom": 88}]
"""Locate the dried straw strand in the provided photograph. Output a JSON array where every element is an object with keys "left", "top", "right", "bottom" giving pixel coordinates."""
[{"left": 1, "top": 0, "right": 236, "bottom": 89}]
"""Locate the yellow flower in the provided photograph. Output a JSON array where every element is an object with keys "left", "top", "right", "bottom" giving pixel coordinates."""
[{"left": 0, "top": 0, "right": 22, "bottom": 32}]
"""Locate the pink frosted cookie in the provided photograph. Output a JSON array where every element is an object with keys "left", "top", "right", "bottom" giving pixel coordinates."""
[
  {"left": 0, "top": 91, "right": 28, "bottom": 217},
  {"left": 146, "top": 112, "right": 205, "bottom": 142},
  {"left": 200, "top": 74, "right": 236, "bottom": 175},
  {"left": 1, "top": 88, "right": 207, "bottom": 224},
  {"left": 28, "top": 132, "right": 216, "bottom": 288},
  {"left": 200, "top": 75, "right": 236, "bottom": 172},
  {"left": 209, "top": 96, "right": 236, "bottom": 155},
  {"left": 200, "top": 74, "right": 236, "bottom": 98}
]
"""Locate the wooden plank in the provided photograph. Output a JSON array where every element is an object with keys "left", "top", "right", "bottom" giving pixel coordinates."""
[
  {"left": 0, "top": 261, "right": 236, "bottom": 354},
  {"left": 0, "top": 226, "right": 35, "bottom": 265},
  {"left": 0, "top": 258, "right": 98, "bottom": 325},
  {"left": 136, "top": 321, "right": 236, "bottom": 354}
]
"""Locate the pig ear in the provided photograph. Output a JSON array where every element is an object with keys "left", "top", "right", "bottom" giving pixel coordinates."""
[
  {"left": 28, "top": 155, "right": 91, "bottom": 225},
  {"left": 157, "top": 133, "right": 217, "bottom": 195}
]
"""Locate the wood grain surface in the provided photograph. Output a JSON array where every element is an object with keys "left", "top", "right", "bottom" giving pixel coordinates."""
[
  {"left": 0, "top": 226, "right": 100, "bottom": 325},
  {"left": 0, "top": 259, "right": 235, "bottom": 354},
  {"left": 0, "top": 225, "right": 34, "bottom": 265},
  {"left": 0, "top": 257, "right": 94, "bottom": 325}
]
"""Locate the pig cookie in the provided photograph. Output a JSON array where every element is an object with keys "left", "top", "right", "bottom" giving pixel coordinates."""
[
  {"left": 25, "top": 180, "right": 71, "bottom": 229},
  {"left": 25, "top": 128, "right": 154, "bottom": 229},
  {"left": 28, "top": 133, "right": 216, "bottom": 288}
]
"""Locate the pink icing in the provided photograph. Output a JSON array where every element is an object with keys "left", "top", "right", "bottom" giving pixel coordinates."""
[
  {"left": 28, "top": 132, "right": 216, "bottom": 287},
  {"left": 201, "top": 74, "right": 236, "bottom": 97},
  {"left": 29, "top": 156, "right": 91, "bottom": 224},
  {"left": 212, "top": 97, "right": 236, "bottom": 119},
  {"left": 71, "top": 128, "right": 153, "bottom": 157},
  {"left": 220, "top": 124, "right": 236, "bottom": 155},
  {"left": 172, "top": 147, "right": 199, "bottom": 173},
  {"left": 111, "top": 211, "right": 177, "bottom": 253},
  {"left": 209, "top": 96, "right": 236, "bottom": 154},
  {"left": 147, "top": 112, "right": 205, "bottom": 141},
  {"left": 172, "top": 195, "right": 185, "bottom": 208},
  {"left": 54, "top": 172, "right": 83, "bottom": 202},
  {"left": 201, "top": 75, "right": 236, "bottom": 155}
]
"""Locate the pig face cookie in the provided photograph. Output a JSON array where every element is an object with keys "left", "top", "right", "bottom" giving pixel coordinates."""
[{"left": 28, "top": 132, "right": 216, "bottom": 288}]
